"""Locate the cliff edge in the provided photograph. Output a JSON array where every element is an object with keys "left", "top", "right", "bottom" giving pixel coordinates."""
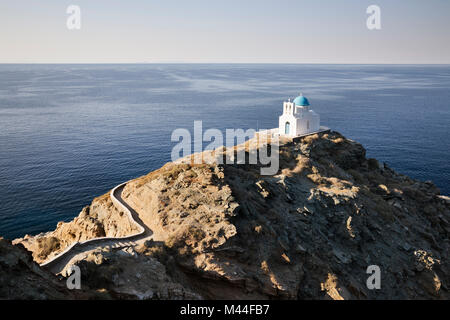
[{"left": 8, "top": 131, "right": 450, "bottom": 299}]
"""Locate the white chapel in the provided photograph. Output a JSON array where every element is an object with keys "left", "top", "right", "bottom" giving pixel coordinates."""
[{"left": 278, "top": 94, "right": 320, "bottom": 137}]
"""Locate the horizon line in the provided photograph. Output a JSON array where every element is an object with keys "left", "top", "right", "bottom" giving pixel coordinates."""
[{"left": 1, "top": 62, "right": 450, "bottom": 65}]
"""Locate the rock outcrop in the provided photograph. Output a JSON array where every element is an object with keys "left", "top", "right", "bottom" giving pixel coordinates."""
[
  {"left": 14, "top": 193, "right": 140, "bottom": 264},
  {"left": 7, "top": 131, "right": 450, "bottom": 299},
  {"left": 0, "top": 237, "right": 96, "bottom": 299}
]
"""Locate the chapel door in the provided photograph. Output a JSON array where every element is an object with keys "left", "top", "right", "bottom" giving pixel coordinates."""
[{"left": 285, "top": 122, "right": 290, "bottom": 135}]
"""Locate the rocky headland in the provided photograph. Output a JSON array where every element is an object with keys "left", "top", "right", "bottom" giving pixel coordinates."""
[{"left": 5, "top": 131, "right": 449, "bottom": 299}]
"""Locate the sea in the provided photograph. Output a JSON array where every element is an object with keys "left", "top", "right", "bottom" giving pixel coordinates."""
[{"left": 0, "top": 64, "right": 449, "bottom": 239}]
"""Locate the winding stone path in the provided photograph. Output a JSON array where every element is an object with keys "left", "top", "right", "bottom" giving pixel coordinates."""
[{"left": 40, "top": 182, "right": 153, "bottom": 275}]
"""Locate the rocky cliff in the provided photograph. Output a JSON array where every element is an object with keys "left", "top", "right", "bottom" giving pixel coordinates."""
[
  {"left": 7, "top": 131, "right": 450, "bottom": 299},
  {"left": 14, "top": 193, "right": 140, "bottom": 264},
  {"left": 0, "top": 237, "right": 97, "bottom": 299}
]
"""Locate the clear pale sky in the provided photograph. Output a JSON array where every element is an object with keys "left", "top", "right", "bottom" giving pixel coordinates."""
[{"left": 1, "top": 0, "right": 449, "bottom": 63}]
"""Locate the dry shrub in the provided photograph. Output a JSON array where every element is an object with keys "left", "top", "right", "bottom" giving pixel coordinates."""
[
  {"left": 166, "top": 225, "right": 206, "bottom": 249},
  {"left": 332, "top": 137, "right": 345, "bottom": 144},
  {"left": 303, "top": 134, "right": 319, "bottom": 145},
  {"left": 374, "top": 200, "right": 394, "bottom": 221},
  {"left": 144, "top": 245, "right": 170, "bottom": 263},
  {"left": 307, "top": 173, "right": 326, "bottom": 185},
  {"left": 368, "top": 158, "right": 380, "bottom": 171},
  {"left": 348, "top": 169, "right": 365, "bottom": 184},
  {"left": 365, "top": 194, "right": 394, "bottom": 222},
  {"left": 37, "top": 236, "right": 61, "bottom": 260}
]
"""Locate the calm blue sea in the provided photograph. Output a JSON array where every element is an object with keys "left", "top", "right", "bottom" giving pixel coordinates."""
[{"left": 0, "top": 64, "right": 449, "bottom": 239}]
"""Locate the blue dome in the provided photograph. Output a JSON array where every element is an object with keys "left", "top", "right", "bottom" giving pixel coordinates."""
[{"left": 293, "top": 95, "right": 310, "bottom": 106}]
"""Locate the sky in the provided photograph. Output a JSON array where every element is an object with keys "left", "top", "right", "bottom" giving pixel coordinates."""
[{"left": 0, "top": 0, "right": 449, "bottom": 64}]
